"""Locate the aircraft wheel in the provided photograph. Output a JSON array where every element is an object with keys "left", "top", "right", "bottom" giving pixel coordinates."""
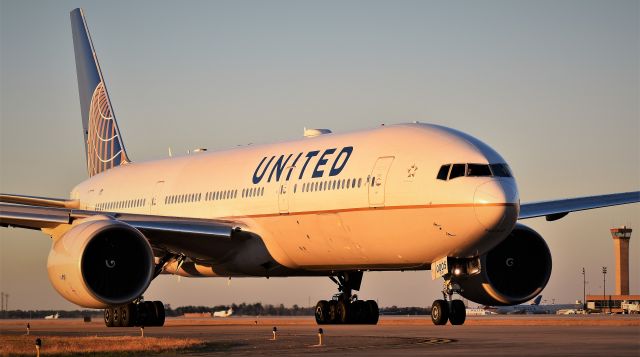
[
  {"left": 352, "top": 300, "right": 367, "bottom": 324},
  {"left": 153, "top": 301, "right": 165, "bottom": 326},
  {"left": 119, "top": 304, "right": 134, "bottom": 327},
  {"left": 112, "top": 306, "right": 122, "bottom": 327},
  {"left": 431, "top": 299, "right": 449, "bottom": 325},
  {"left": 328, "top": 300, "right": 339, "bottom": 323},
  {"left": 449, "top": 300, "right": 466, "bottom": 325},
  {"left": 336, "top": 300, "right": 349, "bottom": 324},
  {"left": 141, "top": 301, "right": 157, "bottom": 326},
  {"left": 366, "top": 300, "right": 379, "bottom": 325},
  {"left": 315, "top": 300, "right": 330, "bottom": 324},
  {"left": 104, "top": 307, "right": 115, "bottom": 327}
]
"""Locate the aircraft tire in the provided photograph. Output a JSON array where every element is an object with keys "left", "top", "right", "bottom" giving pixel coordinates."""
[
  {"left": 366, "top": 300, "right": 379, "bottom": 325},
  {"left": 328, "top": 300, "right": 339, "bottom": 323},
  {"left": 352, "top": 300, "right": 367, "bottom": 324},
  {"left": 449, "top": 300, "right": 466, "bottom": 325},
  {"left": 315, "top": 300, "right": 330, "bottom": 324},
  {"left": 141, "top": 301, "right": 157, "bottom": 326},
  {"left": 119, "top": 304, "right": 134, "bottom": 327},
  {"left": 153, "top": 301, "right": 165, "bottom": 326},
  {"left": 336, "top": 300, "right": 349, "bottom": 324},
  {"left": 431, "top": 300, "right": 449, "bottom": 325},
  {"left": 104, "top": 307, "right": 115, "bottom": 327},
  {"left": 112, "top": 306, "right": 122, "bottom": 327}
]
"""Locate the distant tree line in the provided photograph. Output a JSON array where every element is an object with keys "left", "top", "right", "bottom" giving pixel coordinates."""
[
  {"left": 170, "top": 303, "right": 314, "bottom": 316},
  {"left": 0, "top": 310, "right": 100, "bottom": 319},
  {"left": 0, "top": 303, "right": 430, "bottom": 319}
]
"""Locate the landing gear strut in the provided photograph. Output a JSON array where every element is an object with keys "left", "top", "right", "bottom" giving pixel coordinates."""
[
  {"left": 431, "top": 279, "right": 466, "bottom": 325},
  {"left": 104, "top": 299, "right": 165, "bottom": 327},
  {"left": 314, "top": 272, "right": 379, "bottom": 325}
]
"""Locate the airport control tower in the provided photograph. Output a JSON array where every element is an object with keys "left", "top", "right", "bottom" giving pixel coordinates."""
[{"left": 610, "top": 226, "right": 632, "bottom": 295}]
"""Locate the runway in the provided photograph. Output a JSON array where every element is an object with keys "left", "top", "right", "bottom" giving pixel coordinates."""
[{"left": 1, "top": 315, "right": 639, "bottom": 356}]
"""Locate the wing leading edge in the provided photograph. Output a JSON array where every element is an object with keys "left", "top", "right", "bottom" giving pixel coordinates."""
[
  {"left": 519, "top": 191, "right": 640, "bottom": 221},
  {"left": 0, "top": 200, "right": 245, "bottom": 261}
]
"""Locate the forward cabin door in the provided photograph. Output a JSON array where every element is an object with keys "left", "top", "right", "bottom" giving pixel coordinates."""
[
  {"left": 150, "top": 180, "right": 165, "bottom": 214},
  {"left": 368, "top": 156, "right": 394, "bottom": 208},
  {"left": 278, "top": 183, "right": 289, "bottom": 214}
]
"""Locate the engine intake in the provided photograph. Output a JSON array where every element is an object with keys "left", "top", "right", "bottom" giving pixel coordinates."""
[
  {"left": 47, "top": 218, "right": 154, "bottom": 308},
  {"left": 456, "top": 224, "right": 552, "bottom": 306}
]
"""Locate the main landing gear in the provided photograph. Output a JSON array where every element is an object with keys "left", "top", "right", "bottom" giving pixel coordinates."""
[
  {"left": 314, "top": 272, "right": 379, "bottom": 325},
  {"left": 104, "top": 299, "right": 166, "bottom": 327},
  {"left": 431, "top": 280, "right": 466, "bottom": 325},
  {"left": 103, "top": 254, "right": 178, "bottom": 327}
]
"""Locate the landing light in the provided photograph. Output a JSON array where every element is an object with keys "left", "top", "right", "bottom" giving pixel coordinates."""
[{"left": 453, "top": 268, "right": 462, "bottom": 276}]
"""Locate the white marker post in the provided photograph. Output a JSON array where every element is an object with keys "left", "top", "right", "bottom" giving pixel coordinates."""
[
  {"left": 26, "top": 323, "right": 30, "bottom": 336},
  {"left": 271, "top": 326, "right": 277, "bottom": 340},
  {"left": 140, "top": 326, "right": 144, "bottom": 338},
  {"left": 317, "top": 328, "right": 323, "bottom": 346}
]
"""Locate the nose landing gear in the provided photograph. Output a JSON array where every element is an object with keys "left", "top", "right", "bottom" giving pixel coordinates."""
[
  {"left": 314, "top": 272, "right": 379, "bottom": 325},
  {"left": 431, "top": 280, "right": 466, "bottom": 325}
]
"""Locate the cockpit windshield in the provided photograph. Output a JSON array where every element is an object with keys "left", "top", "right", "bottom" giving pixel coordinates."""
[{"left": 436, "top": 163, "right": 512, "bottom": 180}]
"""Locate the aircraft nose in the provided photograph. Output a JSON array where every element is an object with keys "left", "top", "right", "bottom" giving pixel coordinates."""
[{"left": 474, "top": 179, "right": 519, "bottom": 231}]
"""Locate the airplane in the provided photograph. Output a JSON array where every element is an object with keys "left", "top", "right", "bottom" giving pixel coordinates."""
[
  {"left": 485, "top": 295, "right": 543, "bottom": 315},
  {"left": 464, "top": 308, "right": 495, "bottom": 316},
  {"left": 1, "top": 8, "right": 639, "bottom": 328},
  {"left": 44, "top": 313, "right": 60, "bottom": 320},
  {"left": 486, "top": 295, "right": 580, "bottom": 314},
  {"left": 213, "top": 308, "right": 234, "bottom": 318}
]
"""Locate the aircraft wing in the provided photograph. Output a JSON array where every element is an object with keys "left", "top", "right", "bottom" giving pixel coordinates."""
[
  {"left": 519, "top": 191, "right": 640, "bottom": 221},
  {"left": 0, "top": 196, "right": 248, "bottom": 261},
  {"left": 0, "top": 193, "right": 80, "bottom": 209}
]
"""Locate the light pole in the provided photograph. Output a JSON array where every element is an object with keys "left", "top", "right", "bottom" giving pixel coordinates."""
[
  {"left": 602, "top": 266, "right": 607, "bottom": 312},
  {"left": 582, "top": 268, "right": 586, "bottom": 310}
]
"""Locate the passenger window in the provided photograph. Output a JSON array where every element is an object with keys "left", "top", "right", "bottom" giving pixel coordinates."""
[
  {"left": 467, "top": 164, "right": 492, "bottom": 177},
  {"left": 449, "top": 164, "right": 466, "bottom": 179},
  {"left": 437, "top": 165, "right": 450, "bottom": 180}
]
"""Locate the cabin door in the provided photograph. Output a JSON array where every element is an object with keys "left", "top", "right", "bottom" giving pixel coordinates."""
[
  {"left": 368, "top": 156, "right": 394, "bottom": 208},
  {"left": 278, "top": 183, "right": 289, "bottom": 213},
  {"left": 150, "top": 180, "right": 165, "bottom": 214}
]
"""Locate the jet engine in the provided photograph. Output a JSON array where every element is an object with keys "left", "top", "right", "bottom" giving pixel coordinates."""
[
  {"left": 47, "top": 218, "right": 154, "bottom": 308},
  {"left": 456, "top": 224, "right": 552, "bottom": 306}
]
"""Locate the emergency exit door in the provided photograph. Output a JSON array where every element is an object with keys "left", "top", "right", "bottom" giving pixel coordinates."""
[{"left": 368, "top": 156, "right": 394, "bottom": 207}]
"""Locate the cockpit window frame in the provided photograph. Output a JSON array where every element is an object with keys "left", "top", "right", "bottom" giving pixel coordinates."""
[{"left": 449, "top": 164, "right": 467, "bottom": 180}]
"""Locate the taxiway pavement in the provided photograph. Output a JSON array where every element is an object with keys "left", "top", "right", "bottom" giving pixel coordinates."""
[{"left": 1, "top": 315, "right": 638, "bottom": 356}]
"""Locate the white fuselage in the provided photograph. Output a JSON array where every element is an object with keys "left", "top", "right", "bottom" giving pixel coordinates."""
[{"left": 71, "top": 123, "right": 519, "bottom": 274}]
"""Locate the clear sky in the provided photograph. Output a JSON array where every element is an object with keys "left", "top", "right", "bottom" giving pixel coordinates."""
[{"left": 1, "top": 0, "right": 638, "bottom": 310}]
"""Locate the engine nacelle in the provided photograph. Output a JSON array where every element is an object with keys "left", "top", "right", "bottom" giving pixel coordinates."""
[
  {"left": 47, "top": 218, "right": 154, "bottom": 308},
  {"left": 456, "top": 224, "right": 552, "bottom": 306}
]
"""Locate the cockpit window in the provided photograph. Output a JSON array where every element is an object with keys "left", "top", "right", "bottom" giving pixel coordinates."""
[
  {"left": 436, "top": 165, "right": 450, "bottom": 180},
  {"left": 437, "top": 162, "right": 513, "bottom": 180},
  {"left": 490, "top": 163, "right": 512, "bottom": 177},
  {"left": 449, "top": 164, "right": 466, "bottom": 179},
  {"left": 467, "top": 164, "right": 492, "bottom": 177}
]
